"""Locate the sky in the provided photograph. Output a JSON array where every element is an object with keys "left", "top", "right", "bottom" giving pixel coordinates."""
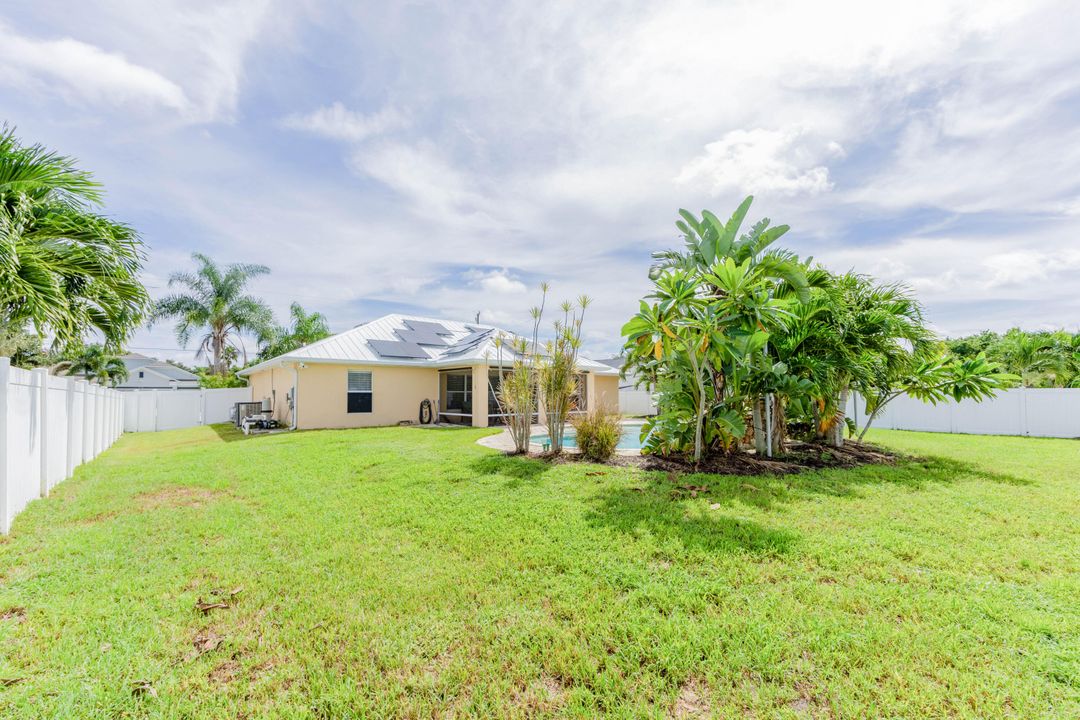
[{"left": 3, "top": 0, "right": 1080, "bottom": 365}]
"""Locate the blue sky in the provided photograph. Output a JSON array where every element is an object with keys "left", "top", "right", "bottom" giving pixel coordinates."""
[{"left": 3, "top": 1, "right": 1079, "bottom": 364}]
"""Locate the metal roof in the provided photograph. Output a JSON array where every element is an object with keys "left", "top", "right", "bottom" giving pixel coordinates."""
[{"left": 238, "top": 313, "right": 619, "bottom": 376}]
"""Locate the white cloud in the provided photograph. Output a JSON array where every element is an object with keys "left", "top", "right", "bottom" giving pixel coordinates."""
[
  {"left": 282, "top": 103, "right": 406, "bottom": 142},
  {"left": 676, "top": 128, "right": 835, "bottom": 197},
  {"left": 0, "top": 22, "right": 188, "bottom": 111},
  {"left": 465, "top": 269, "right": 527, "bottom": 295},
  {"left": 350, "top": 141, "right": 502, "bottom": 231}
]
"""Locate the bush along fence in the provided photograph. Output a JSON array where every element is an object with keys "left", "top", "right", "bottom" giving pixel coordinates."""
[{"left": 0, "top": 357, "right": 124, "bottom": 534}]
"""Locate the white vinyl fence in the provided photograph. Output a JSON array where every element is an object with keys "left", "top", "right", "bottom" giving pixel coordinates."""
[
  {"left": 0, "top": 357, "right": 123, "bottom": 534},
  {"left": 620, "top": 388, "right": 658, "bottom": 416},
  {"left": 849, "top": 388, "right": 1080, "bottom": 439},
  {"left": 122, "top": 387, "right": 251, "bottom": 432}
]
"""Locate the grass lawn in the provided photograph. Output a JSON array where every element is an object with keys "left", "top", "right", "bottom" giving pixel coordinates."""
[{"left": 0, "top": 425, "right": 1077, "bottom": 718}]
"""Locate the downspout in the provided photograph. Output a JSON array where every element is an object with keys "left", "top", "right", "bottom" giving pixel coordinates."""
[{"left": 291, "top": 361, "right": 301, "bottom": 430}]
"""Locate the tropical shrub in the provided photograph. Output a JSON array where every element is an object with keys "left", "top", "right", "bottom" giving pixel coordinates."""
[
  {"left": 624, "top": 196, "right": 1012, "bottom": 464},
  {"left": 571, "top": 405, "right": 623, "bottom": 461},
  {"left": 54, "top": 344, "right": 128, "bottom": 386},
  {"left": 946, "top": 328, "right": 1079, "bottom": 388}
]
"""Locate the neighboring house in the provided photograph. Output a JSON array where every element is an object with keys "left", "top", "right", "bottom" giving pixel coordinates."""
[
  {"left": 114, "top": 353, "right": 201, "bottom": 391},
  {"left": 239, "top": 314, "right": 620, "bottom": 430},
  {"left": 597, "top": 356, "right": 658, "bottom": 416}
]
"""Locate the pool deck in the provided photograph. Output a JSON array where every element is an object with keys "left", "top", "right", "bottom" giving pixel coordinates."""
[{"left": 476, "top": 421, "right": 644, "bottom": 457}]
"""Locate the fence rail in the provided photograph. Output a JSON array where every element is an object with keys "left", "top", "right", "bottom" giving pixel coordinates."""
[
  {"left": 849, "top": 388, "right": 1080, "bottom": 439},
  {"left": 0, "top": 357, "right": 123, "bottom": 534}
]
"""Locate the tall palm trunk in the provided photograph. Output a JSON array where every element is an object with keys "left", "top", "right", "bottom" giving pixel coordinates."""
[{"left": 829, "top": 387, "right": 849, "bottom": 447}]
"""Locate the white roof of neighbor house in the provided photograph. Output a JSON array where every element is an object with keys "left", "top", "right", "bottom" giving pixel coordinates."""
[
  {"left": 116, "top": 353, "right": 200, "bottom": 388},
  {"left": 238, "top": 313, "right": 618, "bottom": 377}
]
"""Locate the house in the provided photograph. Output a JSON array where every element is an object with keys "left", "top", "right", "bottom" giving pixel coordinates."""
[
  {"left": 238, "top": 314, "right": 620, "bottom": 430},
  {"left": 597, "top": 356, "right": 658, "bottom": 416},
  {"left": 115, "top": 353, "right": 201, "bottom": 391}
]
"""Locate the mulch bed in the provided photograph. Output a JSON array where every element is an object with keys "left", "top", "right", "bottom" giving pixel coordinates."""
[{"left": 532, "top": 440, "right": 898, "bottom": 476}]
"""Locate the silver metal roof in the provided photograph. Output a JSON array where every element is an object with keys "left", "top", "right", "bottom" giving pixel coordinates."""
[{"left": 238, "top": 313, "right": 619, "bottom": 376}]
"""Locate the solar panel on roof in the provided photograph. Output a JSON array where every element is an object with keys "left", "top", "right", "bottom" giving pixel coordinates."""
[
  {"left": 368, "top": 339, "right": 429, "bottom": 359},
  {"left": 442, "top": 330, "right": 493, "bottom": 356},
  {"left": 403, "top": 320, "right": 452, "bottom": 335},
  {"left": 396, "top": 329, "right": 448, "bottom": 346}
]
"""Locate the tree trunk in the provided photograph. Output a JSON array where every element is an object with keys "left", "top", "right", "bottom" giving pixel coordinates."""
[
  {"left": 212, "top": 333, "right": 223, "bottom": 376},
  {"left": 829, "top": 388, "right": 849, "bottom": 448},
  {"left": 770, "top": 396, "right": 786, "bottom": 455},
  {"left": 811, "top": 400, "right": 825, "bottom": 442},
  {"left": 751, "top": 396, "right": 767, "bottom": 455}
]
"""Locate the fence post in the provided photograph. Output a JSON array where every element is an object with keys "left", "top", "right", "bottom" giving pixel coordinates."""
[
  {"left": 81, "top": 380, "right": 92, "bottom": 464},
  {"left": 65, "top": 376, "right": 76, "bottom": 479},
  {"left": 0, "top": 358, "right": 10, "bottom": 534},
  {"left": 33, "top": 368, "right": 49, "bottom": 497},
  {"left": 1019, "top": 387, "right": 1028, "bottom": 437}
]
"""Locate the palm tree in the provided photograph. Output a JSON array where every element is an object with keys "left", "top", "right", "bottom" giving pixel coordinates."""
[
  {"left": 54, "top": 344, "right": 128, "bottom": 386},
  {"left": 0, "top": 126, "right": 149, "bottom": 348},
  {"left": 257, "top": 302, "right": 331, "bottom": 360},
  {"left": 998, "top": 330, "right": 1054, "bottom": 386},
  {"left": 154, "top": 253, "right": 274, "bottom": 376}
]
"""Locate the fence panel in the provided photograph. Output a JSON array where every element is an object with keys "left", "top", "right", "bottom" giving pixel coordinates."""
[
  {"left": 120, "top": 388, "right": 251, "bottom": 432},
  {"left": 619, "top": 389, "right": 657, "bottom": 416},
  {"left": 850, "top": 388, "right": 1080, "bottom": 438},
  {"left": 0, "top": 357, "right": 125, "bottom": 534}
]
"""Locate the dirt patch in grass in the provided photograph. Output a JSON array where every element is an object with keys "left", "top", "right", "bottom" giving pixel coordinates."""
[
  {"left": 512, "top": 674, "right": 566, "bottom": 714},
  {"left": 1, "top": 606, "right": 26, "bottom": 622},
  {"left": 672, "top": 677, "right": 711, "bottom": 718},
  {"left": 75, "top": 510, "right": 119, "bottom": 526},
  {"left": 135, "top": 486, "right": 225, "bottom": 511},
  {"left": 208, "top": 659, "right": 241, "bottom": 685}
]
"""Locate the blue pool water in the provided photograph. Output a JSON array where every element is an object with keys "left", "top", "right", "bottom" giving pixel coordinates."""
[{"left": 530, "top": 422, "right": 646, "bottom": 451}]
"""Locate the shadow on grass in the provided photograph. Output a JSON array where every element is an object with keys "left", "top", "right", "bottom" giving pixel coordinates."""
[
  {"left": 651, "top": 454, "right": 1030, "bottom": 513},
  {"left": 585, "top": 454, "right": 1030, "bottom": 556},
  {"left": 469, "top": 453, "right": 553, "bottom": 488},
  {"left": 587, "top": 484, "right": 798, "bottom": 555},
  {"left": 208, "top": 423, "right": 272, "bottom": 443}
]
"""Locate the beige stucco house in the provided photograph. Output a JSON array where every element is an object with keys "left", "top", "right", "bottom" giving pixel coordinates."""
[{"left": 238, "top": 314, "right": 620, "bottom": 430}]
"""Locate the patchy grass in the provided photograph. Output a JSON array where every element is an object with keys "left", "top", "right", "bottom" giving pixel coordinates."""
[{"left": 0, "top": 425, "right": 1077, "bottom": 718}]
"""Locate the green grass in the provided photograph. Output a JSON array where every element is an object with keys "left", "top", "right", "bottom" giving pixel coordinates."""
[{"left": 0, "top": 426, "right": 1077, "bottom": 718}]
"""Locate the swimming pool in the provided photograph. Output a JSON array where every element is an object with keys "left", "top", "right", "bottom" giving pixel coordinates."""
[{"left": 530, "top": 422, "right": 646, "bottom": 451}]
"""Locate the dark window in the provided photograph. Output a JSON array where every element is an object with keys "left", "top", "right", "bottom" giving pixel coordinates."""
[
  {"left": 347, "top": 371, "right": 373, "bottom": 413},
  {"left": 138, "top": 371, "right": 144, "bottom": 378},
  {"left": 444, "top": 373, "right": 472, "bottom": 412}
]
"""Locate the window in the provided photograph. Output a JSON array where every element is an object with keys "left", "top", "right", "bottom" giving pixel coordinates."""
[
  {"left": 444, "top": 373, "right": 472, "bottom": 412},
  {"left": 572, "top": 373, "right": 587, "bottom": 412},
  {"left": 347, "top": 370, "right": 373, "bottom": 413},
  {"left": 138, "top": 371, "right": 144, "bottom": 379}
]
